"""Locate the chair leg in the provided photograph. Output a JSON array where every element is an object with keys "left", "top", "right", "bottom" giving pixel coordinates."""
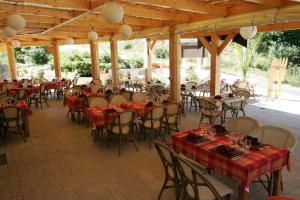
[
  {"left": 158, "top": 178, "right": 168, "bottom": 200},
  {"left": 118, "top": 134, "right": 121, "bottom": 156}
]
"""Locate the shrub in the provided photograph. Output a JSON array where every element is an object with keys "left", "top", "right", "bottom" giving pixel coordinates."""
[
  {"left": 154, "top": 46, "right": 169, "bottom": 59},
  {"left": 132, "top": 56, "right": 144, "bottom": 68},
  {"left": 124, "top": 42, "right": 132, "bottom": 50}
]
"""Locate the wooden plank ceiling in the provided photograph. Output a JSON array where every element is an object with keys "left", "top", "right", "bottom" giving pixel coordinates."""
[{"left": 0, "top": 0, "right": 299, "bottom": 44}]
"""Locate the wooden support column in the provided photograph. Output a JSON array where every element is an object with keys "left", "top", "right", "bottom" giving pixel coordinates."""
[
  {"left": 89, "top": 40, "right": 100, "bottom": 80},
  {"left": 169, "top": 27, "right": 181, "bottom": 102},
  {"left": 199, "top": 33, "right": 235, "bottom": 96},
  {"left": 110, "top": 38, "right": 119, "bottom": 85},
  {"left": 144, "top": 38, "right": 156, "bottom": 83},
  {"left": 52, "top": 40, "right": 61, "bottom": 79},
  {"left": 6, "top": 42, "right": 17, "bottom": 80}
]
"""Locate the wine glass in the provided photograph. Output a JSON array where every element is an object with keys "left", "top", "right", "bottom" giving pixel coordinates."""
[
  {"left": 210, "top": 128, "right": 216, "bottom": 138},
  {"left": 245, "top": 138, "right": 252, "bottom": 153}
]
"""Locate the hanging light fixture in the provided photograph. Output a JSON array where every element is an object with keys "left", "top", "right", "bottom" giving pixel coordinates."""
[
  {"left": 11, "top": 40, "right": 21, "bottom": 47},
  {"left": 88, "top": 31, "right": 98, "bottom": 41},
  {"left": 240, "top": 26, "right": 257, "bottom": 40},
  {"left": 65, "top": 37, "right": 74, "bottom": 45},
  {"left": 102, "top": 1, "right": 124, "bottom": 23},
  {"left": 3, "top": 26, "right": 17, "bottom": 38},
  {"left": 119, "top": 24, "right": 132, "bottom": 38},
  {"left": 0, "top": 33, "right": 10, "bottom": 42},
  {"left": 7, "top": 14, "right": 26, "bottom": 31}
]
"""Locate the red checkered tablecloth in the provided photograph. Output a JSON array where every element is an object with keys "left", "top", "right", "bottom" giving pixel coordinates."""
[
  {"left": 0, "top": 100, "right": 32, "bottom": 115},
  {"left": 168, "top": 125, "right": 289, "bottom": 191},
  {"left": 120, "top": 101, "right": 159, "bottom": 117},
  {"left": 63, "top": 95, "right": 86, "bottom": 110},
  {"left": 42, "top": 81, "right": 66, "bottom": 90},
  {"left": 85, "top": 105, "right": 124, "bottom": 128}
]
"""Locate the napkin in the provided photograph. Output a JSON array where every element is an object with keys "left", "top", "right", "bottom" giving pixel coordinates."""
[
  {"left": 211, "top": 145, "right": 244, "bottom": 159},
  {"left": 145, "top": 101, "right": 154, "bottom": 107},
  {"left": 214, "top": 95, "right": 222, "bottom": 99}
]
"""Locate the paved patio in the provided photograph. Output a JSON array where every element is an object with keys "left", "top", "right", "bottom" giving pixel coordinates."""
[{"left": 0, "top": 99, "right": 299, "bottom": 200}]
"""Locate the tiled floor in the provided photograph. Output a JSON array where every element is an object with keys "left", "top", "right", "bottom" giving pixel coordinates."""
[{"left": 0, "top": 99, "right": 299, "bottom": 200}]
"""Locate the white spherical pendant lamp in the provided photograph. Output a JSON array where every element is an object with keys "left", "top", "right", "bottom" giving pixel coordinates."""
[
  {"left": 7, "top": 14, "right": 26, "bottom": 31},
  {"left": 11, "top": 40, "right": 21, "bottom": 48},
  {"left": 102, "top": 1, "right": 124, "bottom": 23},
  {"left": 65, "top": 37, "right": 74, "bottom": 45},
  {"left": 119, "top": 24, "right": 132, "bottom": 38},
  {"left": 88, "top": 31, "right": 98, "bottom": 41},
  {"left": 3, "top": 26, "right": 17, "bottom": 38},
  {"left": 240, "top": 26, "right": 257, "bottom": 40},
  {"left": 0, "top": 33, "right": 9, "bottom": 42}
]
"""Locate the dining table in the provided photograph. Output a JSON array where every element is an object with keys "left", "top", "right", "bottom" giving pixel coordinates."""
[
  {"left": 120, "top": 100, "right": 160, "bottom": 117},
  {"left": 168, "top": 124, "right": 290, "bottom": 200},
  {"left": 204, "top": 95, "right": 245, "bottom": 123}
]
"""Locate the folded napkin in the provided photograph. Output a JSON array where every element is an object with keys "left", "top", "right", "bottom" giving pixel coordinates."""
[
  {"left": 78, "top": 94, "right": 86, "bottom": 98},
  {"left": 182, "top": 133, "right": 210, "bottom": 144},
  {"left": 145, "top": 101, "right": 154, "bottom": 107},
  {"left": 246, "top": 135, "right": 266, "bottom": 150},
  {"left": 104, "top": 108, "right": 117, "bottom": 114},
  {"left": 214, "top": 95, "right": 222, "bottom": 99},
  {"left": 181, "top": 88, "right": 186, "bottom": 91},
  {"left": 211, "top": 145, "right": 244, "bottom": 159},
  {"left": 191, "top": 86, "right": 197, "bottom": 89},
  {"left": 245, "top": 135, "right": 260, "bottom": 145},
  {"left": 228, "top": 93, "right": 234, "bottom": 98},
  {"left": 212, "top": 125, "right": 228, "bottom": 136}
]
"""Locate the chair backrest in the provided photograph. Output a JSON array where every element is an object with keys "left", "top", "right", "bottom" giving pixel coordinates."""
[
  {"left": 249, "top": 125, "right": 297, "bottom": 152},
  {"left": 40, "top": 84, "right": 46, "bottom": 93},
  {"left": 198, "top": 98, "right": 218, "bottom": 110},
  {"left": 224, "top": 117, "right": 259, "bottom": 136},
  {"left": 0, "top": 97, "right": 17, "bottom": 105},
  {"left": 132, "top": 92, "right": 147, "bottom": 101},
  {"left": 91, "top": 85, "right": 103, "bottom": 94},
  {"left": 88, "top": 96, "right": 108, "bottom": 108},
  {"left": 145, "top": 105, "right": 165, "bottom": 121},
  {"left": 0, "top": 106, "right": 24, "bottom": 128},
  {"left": 237, "top": 81, "right": 248, "bottom": 89},
  {"left": 17, "top": 89, "right": 26, "bottom": 100},
  {"left": 234, "top": 89, "right": 250, "bottom": 100},
  {"left": 172, "top": 153, "right": 223, "bottom": 200},
  {"left": 65, "top": 88, "right": 81, "bottom": 96},
  {"left": 110, "top": 94, "right": 127, "bottom": 105},
  {"left": 154, "top": 141, "right": 177, "bottom": 179},
  {"left": 113, "top": 110, "right": 134, "bottom": 126},
  {"left": 91, "top": 79, "right": 102, "bottom": 85},
  {"left": 121, "top": 91, "right": 132, "bottom": 101}
]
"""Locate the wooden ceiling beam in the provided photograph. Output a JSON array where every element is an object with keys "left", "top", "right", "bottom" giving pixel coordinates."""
[
  {"left": 8, "top": 0, "right": 89, "bottom": 10},
  {"left": 0, "top": 3, "right": 75, "bottom": 18},
  {"left": 119, "top": 0, "right": 227, "bottom": 15},
  {"left": 121, "top": 4, "right": 206, "bottom": 22}
]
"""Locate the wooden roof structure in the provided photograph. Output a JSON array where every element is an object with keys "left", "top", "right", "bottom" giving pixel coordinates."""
[
  {"left": 1, "top": 0, "right": 300, "bottom": 105},
  {"left": 1, "top": 0, "right": 300, "bottom": 46}
]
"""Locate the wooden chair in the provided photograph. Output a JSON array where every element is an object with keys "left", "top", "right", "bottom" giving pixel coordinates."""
[
  {"left": 29, "top": 84, "right": 49, "bottom": 109},
  {"left": 224, "top": 117, "right": 259, "bottom": 136},
  {"left": 172, "top": 153, "right": 233, "bottom": 200},
  {"left": 139, "top": 105, "right": 164, "bottom": 149},
  {"left": 0, "top": 106, "right": 26, "bottom": 142},
  {"left": 162, "top": 102, "right": 181, "bottom": 138},
  {"left": 154, "top": 141, "right": 181, "bottom": 200},
  {"left": 110, "top": 94, "right": 128, "bottom": 105},
  {"left": 107, "top": 110, "right": 138, "bottom": 156},
  {"left": 121, "top": 91, "right": 133, "bottom": 101},
  {"left": 197, "top": 98, "right": 221, "bottom": 125},
  {"left": 132, "top": 92, "right": 147, "bottom": 101},
  {"left": 249, "top": 126, "right": 297, "bottom": 195}
]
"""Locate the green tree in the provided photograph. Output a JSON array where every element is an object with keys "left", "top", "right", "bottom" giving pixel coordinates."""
[{"left": 233, "top": 33, "right": 263, "bottom": 80}]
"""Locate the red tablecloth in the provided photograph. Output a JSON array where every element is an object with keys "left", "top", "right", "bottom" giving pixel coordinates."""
[
  {"left": 42, "top": 81, "right": 66, "bottom": 90},
  {"left": 85, "top": 105, "right": 124, "bottom": 128},
  {"left": 168, "top": 124, "right": 289, "bottom": 191},
  {"left": 0, "top": 100, "right": 32, "bottom": 115},
  {"left": 120, "top": 101, "right": 158, "bottom": 117},
  {"left": 63, "top": 95, "right": 86, "bottom": 110},
  {"left": 16, "top": 101, "right": 33, "bottom": 115}
]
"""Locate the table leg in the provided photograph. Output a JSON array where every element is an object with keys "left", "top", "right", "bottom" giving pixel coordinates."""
[
  {"left": 239, "top": 187, "right": 249, "bottom": 200},
  {"left": 272, "top": 169, "right": 282, "bottom": 196},
  {"left": 24, "top": 113, "right": 30, "bottom": 137}
]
